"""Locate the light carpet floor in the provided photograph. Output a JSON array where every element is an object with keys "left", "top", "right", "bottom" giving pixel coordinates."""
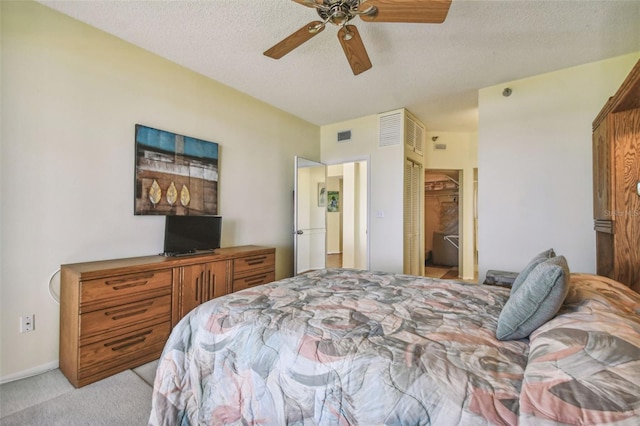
[{"left": 1, "top": 360, "right": 158, "bottom": 425}]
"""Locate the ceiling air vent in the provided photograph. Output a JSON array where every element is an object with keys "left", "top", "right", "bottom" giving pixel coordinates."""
[
  {"left": 379, "top": 112, "right": 402, "bottom": 147},
  {"left": 337, "top": 130, "right": 352, "bottom": 142}
]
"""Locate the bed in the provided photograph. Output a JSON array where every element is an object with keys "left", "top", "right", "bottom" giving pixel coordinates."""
[{"left": 149, "top": 259, "right": 640, "bottom": 425}]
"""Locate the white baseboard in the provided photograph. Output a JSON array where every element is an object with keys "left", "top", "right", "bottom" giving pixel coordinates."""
[{"left": 0, "top": 360, "right": 59, "bottom": 385}]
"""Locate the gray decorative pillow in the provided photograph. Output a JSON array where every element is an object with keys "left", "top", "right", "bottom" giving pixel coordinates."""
[
  {"left": 510, "top": 248, "right": 556, "bottom": 295},
  {"left": 496, "top": 255, "right": 570, "bottom": 341}
]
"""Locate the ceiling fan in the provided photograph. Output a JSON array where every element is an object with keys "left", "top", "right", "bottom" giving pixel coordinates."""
[{"left": 264, "top": 0, "right": 452, "bottom": 75}]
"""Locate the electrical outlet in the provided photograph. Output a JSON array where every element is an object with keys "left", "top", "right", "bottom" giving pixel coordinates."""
[{"left": 20, "top": 315, "right": 35, "bottom": 333}]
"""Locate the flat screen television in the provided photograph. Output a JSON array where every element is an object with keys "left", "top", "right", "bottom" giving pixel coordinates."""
[{"left": 163, "top": 215, "right": 222, "bottom": 255}]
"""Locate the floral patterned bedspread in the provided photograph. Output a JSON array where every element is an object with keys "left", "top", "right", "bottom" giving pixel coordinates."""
[
  {"left": 519, "top": 273, "right": 640, "bottom": 425},
  {"left": 149, "top": 269, "right": 640, "bottom": 425}
]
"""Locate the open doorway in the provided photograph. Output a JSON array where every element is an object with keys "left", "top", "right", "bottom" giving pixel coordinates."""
[
  {"left": 424, "top": 169, "right": 460, "bottom": 279},
  {"left": 326, "top": 161, "right": 368, "bottom": 269}
]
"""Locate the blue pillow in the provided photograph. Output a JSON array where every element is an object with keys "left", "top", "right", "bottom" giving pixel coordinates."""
[
  {"left": 496, "top": 255, "right": 570, "bottom": 341},
  {"left": 510, "top": 248, "right": 556, "bottom": 295}
]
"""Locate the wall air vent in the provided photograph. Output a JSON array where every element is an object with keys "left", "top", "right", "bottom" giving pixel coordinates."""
[
  {"left": 379, "top": 112, "right": 402, "bottom": 147},
  {"left": 337, "top": 130, "right": 352, "bottom": 142},
  {"left": 434, "top": 143, "right": 447, "bottom": 150}
]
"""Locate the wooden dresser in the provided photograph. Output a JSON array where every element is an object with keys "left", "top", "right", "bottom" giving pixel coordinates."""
[
  {"left": 592, "top": 58, "right": 640, "bottom": 293},
  {"left": 60, "top": 245, "right": 275, "bottom": 387}
]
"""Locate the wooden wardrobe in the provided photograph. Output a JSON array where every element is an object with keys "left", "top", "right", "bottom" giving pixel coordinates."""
[{"left": 592, "top": 58, "right": 640, "bottom": 293}]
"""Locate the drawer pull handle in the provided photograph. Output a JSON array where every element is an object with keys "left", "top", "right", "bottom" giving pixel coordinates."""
[
  {"left": 245, "top": 256, "right": 267, "bottom": 266},
  {"left": 104, "top": 301, "right": 153, "bottom": 320},
  {"left": 196, "top": 273, "right": 203, "bottom": 302},
  {"left": 104, "top": 330, "right": 152, "bottom": 351},
  {"left": 106, "top": 274, "right": 155, "bottom": 291},
  {"left": 245, "top": 275, "right": 267, "bottom": 286},
  {"left": 106, "top": 274, "right": 154, "bottom": 285},
  {"left": 112, "top": 282, "right": 147, "bottom": 291},
  {"left": 109, "top": 338, "right": 147, "bottom": 352}
]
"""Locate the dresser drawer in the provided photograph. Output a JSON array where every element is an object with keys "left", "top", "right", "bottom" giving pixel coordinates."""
[
  {"left": 80, "top": 269, "right": 172, "bottom": 307},
  {"left": 80, "top": 294, "right": 171, "bottom": 337},
  {"left": 233, "top": 252, "right": 275, "bottom": 277},
  {"left": 233, "top": 271, "right": 275, "bottom": 292},
  {"left": 79, "top": 322, "right": 170, "bottom": 371}
]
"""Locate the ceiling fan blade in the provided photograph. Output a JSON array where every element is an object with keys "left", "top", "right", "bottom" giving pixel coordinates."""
[
  {"left": 360, "top": 0, "right": 452, "bottom": 23},
  {"left": 264, "top": 21, "right": 325, "bottom": 59},
  {"left": 337, "top": 25, "right": 372, "bottom": 76}
]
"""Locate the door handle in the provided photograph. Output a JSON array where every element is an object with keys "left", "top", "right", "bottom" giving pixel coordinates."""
[
  {"left": 296, "top": 230, "right": 304, "bottom": 235},
  {"left": 637, "top": 181, "right": 640, "bottom": 196}
]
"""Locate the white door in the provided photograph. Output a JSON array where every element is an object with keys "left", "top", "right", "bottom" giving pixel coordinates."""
[{"left": 294, "top": 157, "right": 327, "bottom": 275}]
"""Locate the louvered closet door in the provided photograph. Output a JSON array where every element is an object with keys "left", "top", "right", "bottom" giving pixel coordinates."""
[
  {"left": 404, "top": 159, "right": 422, "bottom": 275},
  {"left": 405, "top": 116, "right": 424, "bottom": 156}
]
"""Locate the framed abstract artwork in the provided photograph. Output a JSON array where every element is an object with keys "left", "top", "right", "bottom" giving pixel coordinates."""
[
  {"left": 327, "top": 191, "right": 339, "bottom": 212},
  {"left": 134, "top": 124, "right": 219, "bottom": 215}
]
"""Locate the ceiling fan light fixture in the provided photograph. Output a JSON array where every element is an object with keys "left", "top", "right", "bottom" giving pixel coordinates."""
[
  {"left": 330, "top": 11, "right": 350, "bottom": 26},
  {"left": 317, "top": 2, "right": 357, "bottom": 27}
]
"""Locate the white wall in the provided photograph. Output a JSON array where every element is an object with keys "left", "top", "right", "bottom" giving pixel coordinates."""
[
  {"left": 478, "top": 52, "right": 639, "bottom": 282},
  {"left": 0, "top": 1, "right": 319, "bottom": 381},
  {"left": 321, "top": 115, "right": 405, "bottom": 273},
  {"left": 423, "top": 132, "right": 478, "bottom": 279}
]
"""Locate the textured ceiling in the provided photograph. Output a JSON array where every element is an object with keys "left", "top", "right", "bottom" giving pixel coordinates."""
[{"left": 37, "top": 0, "right": 640, "bottom": 131}]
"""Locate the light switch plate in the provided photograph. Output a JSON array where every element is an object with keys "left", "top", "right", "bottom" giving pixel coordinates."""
[{"left": 637, "top": 181, "right": 640, "bottom": 196}]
